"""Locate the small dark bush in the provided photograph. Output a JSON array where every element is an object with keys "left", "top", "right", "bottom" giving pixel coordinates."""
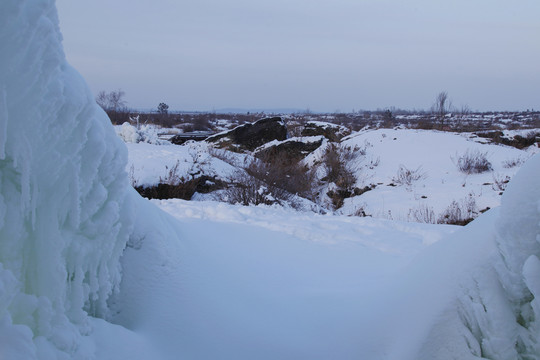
[
  {"left": 322, "top": 143, "right": 362, "bottom": 190},
  {"left": 502, "top": 156, "right": 525, "bottom": 169},
  {"left": 437, "top": 194, "right": 478, "bottom": 225},
  {"left": 391, "top": 165, "right": 427, "bottom": 187},
  {"left": 408, "top": 204, "right": 436, "bottom": 224},
  {"left": 455, "top": 149, "right": 492, "bottom": 174}
]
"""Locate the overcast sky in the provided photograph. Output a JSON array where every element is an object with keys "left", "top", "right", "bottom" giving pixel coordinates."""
[{"left": 56, "top": 0, "right": 539, "bottom": 113}]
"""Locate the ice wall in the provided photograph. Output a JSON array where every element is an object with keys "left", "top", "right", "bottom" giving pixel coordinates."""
[
  {"left": 480, "top": 153, "right": 540, "bottom": 358},
  {"left": 0, "top": 0, "right": 133, "bottom": 357},
  {"left": 408, "top": 153, "right": 540, "bottom": 360}
]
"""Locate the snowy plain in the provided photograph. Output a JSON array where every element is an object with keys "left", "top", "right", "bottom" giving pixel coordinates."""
[{"left": 1, "top": 1, "right": 540, "bottom": 359}]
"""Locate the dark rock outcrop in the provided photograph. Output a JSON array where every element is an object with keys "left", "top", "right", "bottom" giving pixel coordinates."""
[
  {"left": 134, "top": 175, "right": 225, "bottom": 200},
  {"left": 255, "top": 137, "right": 324, "bottom": 162},
  {"left": 206, "top": 117, "right": 287, "bottom": 151},
  {"left": 301, "top": 121, "right": 351, "bottom": 142},
  {"left": 475, "top": 130, "right": 540, "bottom": 149}
]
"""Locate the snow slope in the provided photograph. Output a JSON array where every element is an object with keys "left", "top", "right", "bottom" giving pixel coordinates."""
[
  {"left": 338, "top": 128, "right": 530, "bottom": 219},
  {"left": 126, "top": 141, "right": 240, "bottom": 187}
]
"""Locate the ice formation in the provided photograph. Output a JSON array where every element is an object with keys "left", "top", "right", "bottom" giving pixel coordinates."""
[
  {"left": 0, "top": 0, "right": 133, "bottom": 357},
  {"left": 402, "top": 153, "right": 540, "bottom": 360},
  {"left": 463, "top": 153, "right": 540, "bottom": 358}
]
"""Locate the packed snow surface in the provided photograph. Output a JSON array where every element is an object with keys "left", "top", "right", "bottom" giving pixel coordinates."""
[{"left": 2, "top": 1, "right": 540, "bottom": 359}]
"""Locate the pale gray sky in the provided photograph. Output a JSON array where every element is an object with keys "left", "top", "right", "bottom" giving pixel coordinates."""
[{"left": 56, "top": 0, "right": 540, "bottom": 112}]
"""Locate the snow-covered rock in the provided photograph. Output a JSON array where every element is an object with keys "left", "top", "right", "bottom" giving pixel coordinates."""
[
  {"left": 206, "top": 116, "right": 287, "bottom": 151},
  {"left": 301, "top": 120, "right": 351, "bottom": 141}
]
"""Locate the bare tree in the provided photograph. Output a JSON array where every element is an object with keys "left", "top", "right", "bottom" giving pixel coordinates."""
[
  {"left": 95, "top": 89, "right": 128, "bottom": 124},
  {"left": 96, "top": 91, "right": 109, "bottom": 109},
  {"left": 454, "top": 104, "right": 471, "bottom": 131},
  {"left": 95, "top": 89, "right": 126, "bottom": 112},
  {"left": 108, "top": 89, "right": 126, "bottom": 112},
  {"left": 432, "top": 91, "right": 451, "bottom": 129}
]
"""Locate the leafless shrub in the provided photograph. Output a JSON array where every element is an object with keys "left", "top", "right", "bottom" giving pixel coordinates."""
[
  {"left": 218, "top": 152, "right": 316, "bottom": 207},
  {"left": 249, "top": 153, "right": 316, "bottom": 200},
  {"left": 220, "top": 170, "right": 279, "bottom": 206},
  {"left": 368, "top": 156, "right": 380, "bottom": 169},
  {"left": 160, "top": 160, "right": 183, "bottom": 185},
  {"left": 187, "top": 147, "right": 210, "bottom": 176},
  {"left": 321, "top": 143, "right": 367, "bottom": 209},
  {"left": 351, "top": 204, "right": 369, "bottom": 217},
  {"left": 492, "top": 173, "right": 511, "bottom": 192},
  {"left": 322, "top": 143, "right": 362, "bottom": 189},
  {"left": 455, "top": 149, "right": 492, "bottom": 174},
  {"left": 502, "top": 156, "right": 525, "bottom": 168},
  {"left": 408, "top": 204, "right": 436, "bottom": 224},
  {"left": 437, "top": 193, "right": 478, "bottom": 225},
  {"left": 391, "top": 165, "right": 427, "bottom": 187}
]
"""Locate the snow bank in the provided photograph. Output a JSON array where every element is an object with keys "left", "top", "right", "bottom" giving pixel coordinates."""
[
  {"left": 0, "top": 0, "right": 134, "bottom": 357},
  {"left": 383, "top": 153, "right": 540, "bottom": 359}
]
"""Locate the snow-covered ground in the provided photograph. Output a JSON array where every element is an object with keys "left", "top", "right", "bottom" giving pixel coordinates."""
[
  {"left": 113, "top": 197, "right": 455, "bottom": 359},
  {"left": 2, "top": 1, "right": 540, "bottom": 359},
  {"left": 338, "top": 128, "right": 535, "bottom": 219},
  {"left": 126, "top": 127, "right": 536, "bottom": 222}
]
